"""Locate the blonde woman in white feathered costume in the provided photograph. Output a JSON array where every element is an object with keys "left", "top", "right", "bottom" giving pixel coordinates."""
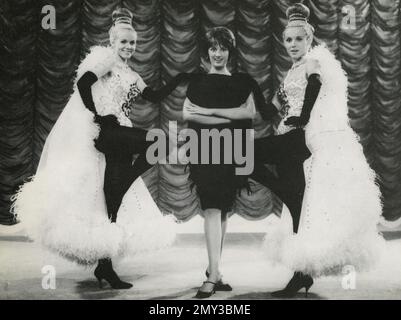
[
  {"left": 263, "top": 2, "right": 386, "bottom": 298},
  {"left": 11, "top": 8, "right": 188, "bottom": 289}
]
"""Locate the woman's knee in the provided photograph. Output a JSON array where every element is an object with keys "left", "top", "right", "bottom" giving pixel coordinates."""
[{"left": 204, "top": 209, "right": 221, "bottom": 219}]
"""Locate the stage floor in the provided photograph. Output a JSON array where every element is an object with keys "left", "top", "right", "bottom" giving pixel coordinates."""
[{"left": 1, "top": 232, "right": 401, "bottom": 300}]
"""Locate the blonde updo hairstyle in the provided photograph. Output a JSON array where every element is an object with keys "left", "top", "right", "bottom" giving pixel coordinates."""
[
  {"left": 284, "top": 2, "right": 315, "bottom": 48},
  {"left": 109, "top": 8, "right": 137, "bottom": 46}
]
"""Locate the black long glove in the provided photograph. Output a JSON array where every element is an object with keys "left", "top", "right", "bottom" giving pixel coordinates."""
[
  {"left": 284, "top": 73, "right": 322, "bottom": 127},
  {"left": 77, "top": 71, "right": 118, "bottom": 127},
  {"left": 77, "top": 71, "right": 98, "bottom": 114},
  {"left": 250, "top": 78, "right": 279, "bottom": 121},
  {"left": 141, "top": 73, "right": 192, "bottom": 103}
]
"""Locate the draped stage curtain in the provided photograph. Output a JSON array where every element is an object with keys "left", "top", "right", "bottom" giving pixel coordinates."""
[{"left": 1, "top": 0, "right": 401, "bottom": 224}]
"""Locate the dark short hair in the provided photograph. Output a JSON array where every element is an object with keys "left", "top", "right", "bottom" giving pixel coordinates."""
[{"left": 202, "top": 26, "right": 236, "bottom": 60}]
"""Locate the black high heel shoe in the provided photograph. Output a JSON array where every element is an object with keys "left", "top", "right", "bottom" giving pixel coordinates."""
[
  {"left": 195, "top": 281, "right": 216, "bottom": 299},
  {"left": 94, "top": 258, "right": 133, "bottom": 290},
  {"left": 271, "top": 272, "right": 313, "bottom": 298},
  {"left": 205, "top": 270, "right": 233, "bottom": 291}
]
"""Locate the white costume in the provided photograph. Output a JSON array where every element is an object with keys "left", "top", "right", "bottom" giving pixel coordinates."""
[
  {"left": 264, "top": 45, "right": 385, "bottom": 277},
  {"left": 12, "top": 46, "right": 176, "bottom": 265}
]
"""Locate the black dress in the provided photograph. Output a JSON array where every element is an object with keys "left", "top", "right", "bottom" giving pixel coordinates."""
[{"left": 186, "top": 73, "right": 254, "bottom": 215}]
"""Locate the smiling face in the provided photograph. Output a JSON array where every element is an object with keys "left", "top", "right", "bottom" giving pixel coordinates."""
[
  {"left": 283, "top": 26, "right": 311, "bottom": 62},
  {"left": 208, "top": 43, "right": 229, "bottom": 71},
  {"left": 112, "top": 27, "right": 137, "bottom": 61}
]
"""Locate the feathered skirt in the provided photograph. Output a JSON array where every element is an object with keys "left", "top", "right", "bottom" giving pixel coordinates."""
[
  {"left": 12, "top": 92, "right": 177, "bottom": 265},
  {"left": 264, "top": 129, "right": 385, "bottom": 277}
]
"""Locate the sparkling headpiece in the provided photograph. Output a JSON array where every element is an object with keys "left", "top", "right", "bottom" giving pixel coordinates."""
[
  {"left": 112, "top": 8, "right": 133, "bottom": 27},
  {"left": 286, "top": 2, "right": 310, "bottom": 27}
]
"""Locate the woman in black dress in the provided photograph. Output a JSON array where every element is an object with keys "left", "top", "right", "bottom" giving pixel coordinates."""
[
  {"left": 184, "top": 16, "right": 314, "bottom": 297},
  {"left": 183, "top": 27, "right": 256, "bottom": 298}
]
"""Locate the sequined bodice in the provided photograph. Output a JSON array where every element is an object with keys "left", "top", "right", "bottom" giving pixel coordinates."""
[
  {"left": 276, "top": 61, "right": 308, "bottom": 135},
  {"left": 93, "top": 60, "right": 141, "bottom": 127}
]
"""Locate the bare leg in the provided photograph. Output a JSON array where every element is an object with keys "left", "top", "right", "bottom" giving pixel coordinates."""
[
  {"left": 200, "top": 208, "right": 222, "bottom": 292},
  {"left": 206, "top": 212, "right": 228, "bottom": 280},
  {"left": 219, "top": 213, "right": 228, "bottom": 281},
  {"left": 220, "top": 212, "right": 227, "bottom": 256}
]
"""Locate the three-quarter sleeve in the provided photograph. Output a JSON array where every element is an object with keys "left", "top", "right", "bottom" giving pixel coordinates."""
[
  {"left": 142, "top": 73, "right": 192, "bottom": 103},
  {"left": 247, "top": 75, "right": 278, "bottom": 121}
]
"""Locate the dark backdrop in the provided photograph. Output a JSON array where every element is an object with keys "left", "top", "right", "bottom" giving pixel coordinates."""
[{"left": 1, "top": 0, "right": 400, "bottom": 225}]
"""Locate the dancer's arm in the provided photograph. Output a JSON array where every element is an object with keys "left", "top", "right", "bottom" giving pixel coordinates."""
[
  {"left": 77, "top": 71, "right": 98, "bottom": 115},
  {"left": 284, "top": 59, "right": 322, "bottom": 127},
  {"left": 183, "top": 98, "right": 231, "bottom": 124},
  {"left": 77, "top": 71, "right": 119, "bottom": 126},
  {"left": 77, "top": 47, "right": 118, "bottom": 110},
  {"left": 251, "top": 79, "right": 280, "bottom": 121},
  {"left": 185, "top": 93, "right": 256, "bottom": 120},
  {"left": 136, "top": 73, "right": 192, "bottom": 103},
  {"left": 77, "top": 47, "right": 118, "bottom": 116}
]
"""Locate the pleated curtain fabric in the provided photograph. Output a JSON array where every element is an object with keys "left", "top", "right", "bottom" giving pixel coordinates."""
[{"left": 1, "top": 0, "right": 401, "bottom": 224}]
